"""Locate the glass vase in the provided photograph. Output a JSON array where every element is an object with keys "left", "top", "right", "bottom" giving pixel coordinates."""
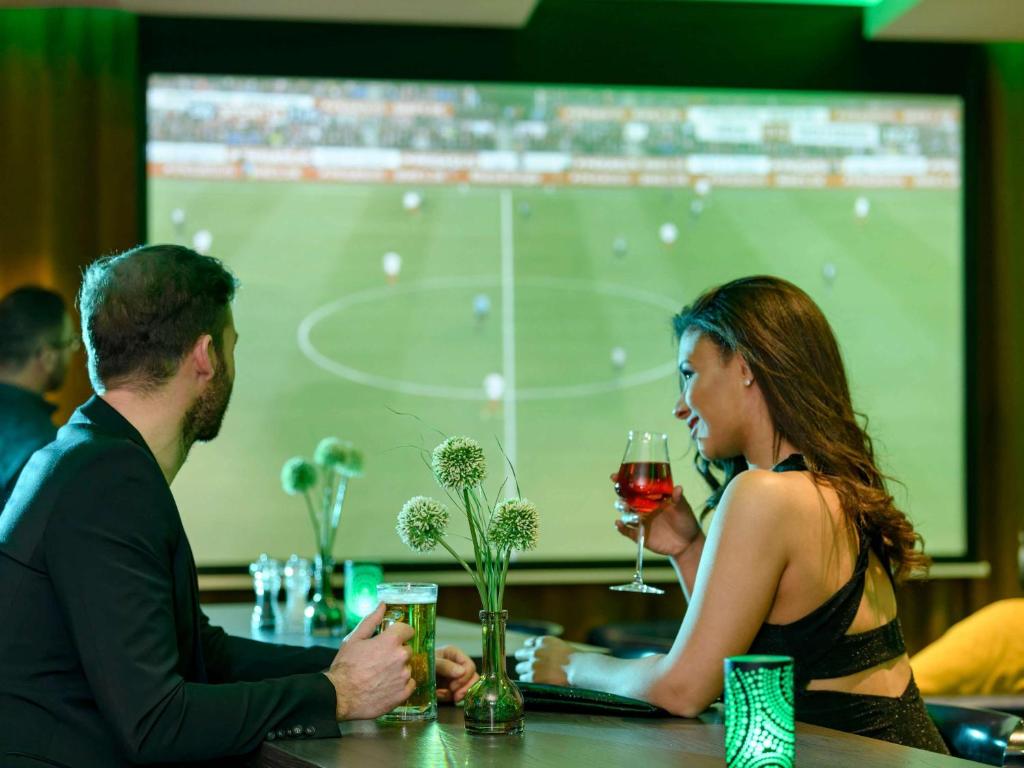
[
  {"left": 463, "top": 610, "right": 525, "bottom": 735},
  {"left": 305, "top": 551, "right": 344, "bottom": 637}
]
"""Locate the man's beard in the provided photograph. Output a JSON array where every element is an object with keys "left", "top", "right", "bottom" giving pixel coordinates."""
[{"left": 182, "top": 361, "right": 233, "bottom": 450}]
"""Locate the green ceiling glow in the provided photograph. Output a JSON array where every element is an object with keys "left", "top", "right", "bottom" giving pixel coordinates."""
[
  {"left": 864, "top": 0, "right": 923, "bottom": 38},
  {"left": 681, "top": 0, "right": 884, "bottom": 7}
]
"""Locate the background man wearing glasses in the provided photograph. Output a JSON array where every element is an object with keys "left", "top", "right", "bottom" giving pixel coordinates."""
[{"left": 0, "top": 285, "right": 78, "bottom": 508}]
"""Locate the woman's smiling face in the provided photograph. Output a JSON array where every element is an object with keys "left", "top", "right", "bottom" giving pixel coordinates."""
[{"left": 674, "top": 329, "right": 751, "bottom": 461}]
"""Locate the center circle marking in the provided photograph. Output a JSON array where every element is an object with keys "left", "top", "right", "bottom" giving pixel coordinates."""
[{"left": 297, "top": 276, "right": 679, "bottom": 401}]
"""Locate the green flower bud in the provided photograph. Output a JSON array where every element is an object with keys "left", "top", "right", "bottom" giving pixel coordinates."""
[{"left": 281, "top": 457, "right": 317, "bottom": 495}]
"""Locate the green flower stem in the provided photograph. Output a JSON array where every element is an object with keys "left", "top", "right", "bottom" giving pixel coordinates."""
[
  {"left": 491, "top": 549, "right": 499, "bottom": 610},
  {"left": 440, "top": 538, "right": 486, "bottom": 605},
  {"left": 470, "top": 487, "right": 489, "bottom": 529},
  {"left": 487, "top": 545, "right": 502, "bottom": 612},
  {"left": 464, "top": 488, "right": 486, "bottom": 586},
  {"left": 498, "top": 551, "right": 511, "bottom": 608},
  {"left": 320, "top": 483, "right": 333, "bottom": 552},
  {"left": 302, "top": 491, "right": 322, "bottom": 548},
  {"left": 326, "top": 476, "right": 347, "bottom": 553}
]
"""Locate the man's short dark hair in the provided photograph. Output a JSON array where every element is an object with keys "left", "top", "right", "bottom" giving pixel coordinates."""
[
  {"left": 79, "top": 244, "right": 239, "bottom": 392},
  {"left": 0, "top": 286, "right": 68, "bottom": 369}
]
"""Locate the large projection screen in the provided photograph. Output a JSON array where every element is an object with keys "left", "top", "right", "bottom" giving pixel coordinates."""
[{"left": 146, "top": 75, "right": 964, "bottom": 568}]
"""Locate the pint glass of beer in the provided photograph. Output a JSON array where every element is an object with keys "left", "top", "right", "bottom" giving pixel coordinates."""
[{"left": 376, "top": 582, "right": 438, "bottom": 722}]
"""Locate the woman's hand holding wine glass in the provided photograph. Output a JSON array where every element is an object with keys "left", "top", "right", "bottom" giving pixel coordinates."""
[
  {"left": 613, "top": 482, "right": 703, "bottom": 559},
  {"left": 609, "top": 430, "right": 675, "bottom": 594}
]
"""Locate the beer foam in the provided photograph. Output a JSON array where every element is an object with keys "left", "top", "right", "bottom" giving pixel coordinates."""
[{"left": 377, "top": 583, "right": 437, "bottom": 604}]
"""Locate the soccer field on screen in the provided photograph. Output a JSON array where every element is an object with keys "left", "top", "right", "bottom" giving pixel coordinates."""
[{"left": 149, "top": 177, "right": 963, "bottom": 566}]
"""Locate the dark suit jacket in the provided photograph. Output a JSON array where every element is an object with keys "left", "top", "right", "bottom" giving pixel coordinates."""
[
  {"left": 0, "top": 397, "right": 339, "bottom": 767},
  {"left": 0, "top": 382, "right": 58, "bottom": 509}
]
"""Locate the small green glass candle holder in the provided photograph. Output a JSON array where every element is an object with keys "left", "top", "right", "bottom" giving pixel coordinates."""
[
  {"left": 343, "top": 560, "right": 383, "bottom": 630},
  {"left": 724, "top": 655, "right": 795, "bottom": 768}
]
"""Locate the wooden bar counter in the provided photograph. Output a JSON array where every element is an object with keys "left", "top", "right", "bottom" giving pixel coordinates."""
[{"left": 255, "top": 703, "right": 977, "bottom": 768}]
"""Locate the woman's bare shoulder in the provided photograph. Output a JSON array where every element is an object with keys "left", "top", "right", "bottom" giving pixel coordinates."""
[
  {"left": 719, "top": 468, "right": 830, "bottom": 529},
  {"left": 719, "top": 469, "right": 800, "bottom": 519}
]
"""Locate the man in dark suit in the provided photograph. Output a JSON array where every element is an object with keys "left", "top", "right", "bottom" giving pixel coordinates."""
[
  {"left": 0, "top": 286, "right": 78, "bottom": 507},
  {"left": 0, "top": 245, "right": 477, "bottom": 767}
]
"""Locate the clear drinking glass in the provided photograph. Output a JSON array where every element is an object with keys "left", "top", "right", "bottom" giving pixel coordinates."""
[
  {"left": 376, "top": 582, "right": 438, "bottom": 722},
  {"left": 282, "top": 555, "right": 311, "bottom": 633},
  {"left": 249, "top": 553, "right": 282, "bottom": 631},
  {"left": 610, "top": 430, "right": 672, "bottom": 595}
]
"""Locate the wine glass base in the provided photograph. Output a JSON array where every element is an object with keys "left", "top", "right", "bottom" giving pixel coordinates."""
[{"left": 609, "top": 582, "right": 665, "bottom": 595}]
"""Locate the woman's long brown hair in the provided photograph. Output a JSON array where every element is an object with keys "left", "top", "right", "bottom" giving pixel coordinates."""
[{"left": 674, "top": 275, "right": 928, "bottom": 581}]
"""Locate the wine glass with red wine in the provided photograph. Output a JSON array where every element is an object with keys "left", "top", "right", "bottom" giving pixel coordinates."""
[{"left": 610, "top": 430, "right": 672, "bottom": 595}]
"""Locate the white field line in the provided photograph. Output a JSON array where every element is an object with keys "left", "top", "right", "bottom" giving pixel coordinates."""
[
  {"left": 297, "top": 277, "right": 679, "bottom": 400},
  {"left": 500, "top": 189, "right": 518, "bottom": 490}
]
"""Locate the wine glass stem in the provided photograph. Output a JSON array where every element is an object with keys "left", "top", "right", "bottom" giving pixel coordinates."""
[{"left": 633, "top": 520, "right": 646, "bottom": 583}]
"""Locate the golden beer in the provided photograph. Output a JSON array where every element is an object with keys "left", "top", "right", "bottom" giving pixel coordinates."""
[{"left": 376, "top": 583, "right": 437, "bottom": 722}]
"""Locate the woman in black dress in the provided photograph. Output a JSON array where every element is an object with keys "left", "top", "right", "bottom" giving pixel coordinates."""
[{"left": 515, "top": 275, "right": 947, "bottom": 753}]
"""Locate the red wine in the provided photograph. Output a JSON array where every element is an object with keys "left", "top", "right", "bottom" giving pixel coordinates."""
[{"left": 615, "top": 461, "right": 673, "bottom": 514}]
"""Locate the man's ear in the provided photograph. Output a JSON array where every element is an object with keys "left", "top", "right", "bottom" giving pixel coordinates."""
[
  {"left": 36, "top": 344, "right": 58, "bottom": 374},
  {"left": 190, "top": 334, "right": 217, "bottom": 383}
]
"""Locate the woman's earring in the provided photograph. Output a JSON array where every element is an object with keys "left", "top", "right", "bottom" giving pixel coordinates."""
[{"left": 744, "top": 379, "right": 753, "bottom": 387}]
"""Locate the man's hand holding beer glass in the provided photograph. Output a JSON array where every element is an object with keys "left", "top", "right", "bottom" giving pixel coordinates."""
[
  {"left": 322, "top": 597, "right": 479, "bottom": 721},
  {"left": 323, "top": 603, "right": 416, "bottom": 720}
]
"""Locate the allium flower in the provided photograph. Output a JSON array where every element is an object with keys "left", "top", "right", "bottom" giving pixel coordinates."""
[
  {"left": 314, "top": 437, "right": 365, "bottom": 477},
  {"left": 281, "top": 457, "right": 317, "bottom": 495},
  {"left": 431, "top": 436, "right": 486, "bottom": 490},
  {"left": 489, "top": 498, "right": 539, "bottom": 551},
  {"left": 344, "top": 449, "right": 365, "bottom": 478},
  {"left": 314, "top": 437, "right": 350, "bottom": 469},
  {"left": 397, "top": 496, "right": 450, "bottom": 552}
]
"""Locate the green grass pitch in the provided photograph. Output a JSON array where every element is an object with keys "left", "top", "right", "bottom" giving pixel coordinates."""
[{"left": 148, "top": 178, "right": 963, "bottom": 567}]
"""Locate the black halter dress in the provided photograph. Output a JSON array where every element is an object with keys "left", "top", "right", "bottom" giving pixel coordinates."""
[{"left": 745, "top": 455, "right": 948, "bottom": 754}]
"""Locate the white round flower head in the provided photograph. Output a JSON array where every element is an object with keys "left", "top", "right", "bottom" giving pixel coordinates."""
[
  {"left": 612, "top": 236, "right": 628, "bottom": 257},
  {"left": 382, "top": 252, "right": 402, "bottom": 277},
  {"left": 489, "top": 498, "right": 539, "bottom": 551},
  {"left": 431, "top": 436, "right": 487, "bottom": 490},
  {"left": 397, "top": 496, "right": 450, "bottom": 553},
  {"left": 854, "top": 196, "right": 870, "bottom": 219},
  {"left": 659, "top": 222, "right": 678, "bottom": 245},
  {"left": 695, "top": 177, "right": 712, "bottom": 197},
  {"left": 192, "top": 229, "right": 213, "bottom": 255},
  {"left": 170, "top": 208, "right": 186, "bottom": 226},
  {"left": 281, "top": 457, "right": 317, "bottom": 495},
  {"left": 822, "top": 262, "right": 838, "bottom": 284}
]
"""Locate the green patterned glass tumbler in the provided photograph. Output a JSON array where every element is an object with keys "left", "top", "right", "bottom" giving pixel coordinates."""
[
  {"left": 463, "top": 610, "right": 525, "bottom": 735},
  {"left": 724, "top": 655, "right": 795, "bottom": 768}
]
